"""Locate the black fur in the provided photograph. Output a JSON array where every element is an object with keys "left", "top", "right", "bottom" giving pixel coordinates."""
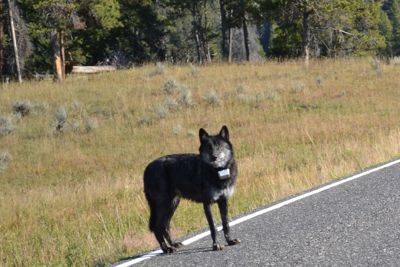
[{"left": 143, "top": 125, "right": 240, "bottom": 253}]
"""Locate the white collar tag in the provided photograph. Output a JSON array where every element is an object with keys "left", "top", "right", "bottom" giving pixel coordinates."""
[{"left": 218, "top": 168, "right": 230, "bottom": 180}]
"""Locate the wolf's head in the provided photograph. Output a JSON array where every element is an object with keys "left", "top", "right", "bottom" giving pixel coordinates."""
[{"left": 199, "top": 126, "right": 233, "bottom": 169}]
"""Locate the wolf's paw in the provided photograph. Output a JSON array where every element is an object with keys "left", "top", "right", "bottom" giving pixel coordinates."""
[
  {"left": 227, "top": 238, "right": 241, "bottom": 246},
  {"left": 163, "top": 246, "right": 177, "bottom": 254},
  {"left": 171, "top": 242, "right": 183, "bottom": 248},
  {"left": 213, "top": 243, "right": 224, "bottom": 251}
]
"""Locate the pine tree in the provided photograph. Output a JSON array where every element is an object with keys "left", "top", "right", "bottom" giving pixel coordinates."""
[
  {"left": 382, "top": 0, "right": 400, "bottom": 55},
  {"left": 107, "top": 0, "right": 166, "bottom": 64},
  {"left": 259, "top": 0, "right": 385, "bottom": 58},
  {"left": 18, "top": 0, "right": 121, "bottom": 81},
  {"left": 379, "top": 10, "right": 393, "bottom": 56},
  {"left": 162, "top": 0, "right": 220, "bottom": 63}
]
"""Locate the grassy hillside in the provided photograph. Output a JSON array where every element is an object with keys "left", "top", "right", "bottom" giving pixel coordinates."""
[{"left": 1, "top": 59, "right": 400, "bottom": 266}]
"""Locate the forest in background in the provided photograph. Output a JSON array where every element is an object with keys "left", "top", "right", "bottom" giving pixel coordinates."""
[{"left": 1, "top": 0, "right": 400, "bottom": 81}]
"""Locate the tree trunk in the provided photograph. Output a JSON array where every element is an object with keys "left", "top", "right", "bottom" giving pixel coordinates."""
[
  {"left": 202, "top": 1, "right": 211, "bottom": 63},
  {"left": 51, "top": 29, "right": 64, "bottom": 82},
  {"left": 219, "top": 0, "right": 229, "bottom": 60},
  {"left": 242, "top": 15, "right": 250, "bottom": 61},
  {"left": 195, "top": 32, "right": 202, "bottom": 64},
  {"left": 207, "top": 44, "right": 211, "bottom": 63},
  {"left": 8, "top": 0, "right": 22, "bottom": 83},
  {"left": 191, "top": 3, "right": 202, "bottom": 64},
  {"left": 302, "top": 7, "right": 313, "bottom": 67},
  {"left": 0, "top": 2, "right": 4, "bottom": 77},
  {"left": 228, "top": 26, "right": 233, "bottom": 63},
  {"left": 60, "top": 30, "right": 66, "bottom": 80}
]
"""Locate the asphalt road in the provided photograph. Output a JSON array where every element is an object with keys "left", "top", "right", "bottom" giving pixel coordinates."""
[{"left": 115, "top": 160, "right": 400, "bottom": 267}]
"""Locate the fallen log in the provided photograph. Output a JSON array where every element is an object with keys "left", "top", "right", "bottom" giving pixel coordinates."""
[{"left": 72, "top": 66, "right": 117, "bottom": 74}]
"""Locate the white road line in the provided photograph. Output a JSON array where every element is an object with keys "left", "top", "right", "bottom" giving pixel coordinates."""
[{"left": 113, "top": 158, "right": 400, "bottom": 267}]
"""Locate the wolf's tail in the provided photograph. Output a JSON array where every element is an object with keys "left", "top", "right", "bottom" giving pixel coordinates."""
[
  {"left": 147, "top": 197, "right": 157, "bottom": 232},
  {"left": 143, "top": 162, "right": 160, "bottom": 232}
]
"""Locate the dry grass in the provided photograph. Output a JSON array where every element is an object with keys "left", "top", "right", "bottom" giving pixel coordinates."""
[{"left": 1, "top": 59, "right": 400, "bottom": 266}]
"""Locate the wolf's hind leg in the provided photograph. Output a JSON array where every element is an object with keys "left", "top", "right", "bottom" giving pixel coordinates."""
[
  {"left": 164, "top": 196, "right": 183, "bottom": 248},
  {"left": 154, "top": 200, "right": 177, "bottom": 253},
  {"left": 154, "top": 228, "right": 176, "bottom": 253},
  {"left": 164, "top": 229, "right": 183, "bottom": 248}
]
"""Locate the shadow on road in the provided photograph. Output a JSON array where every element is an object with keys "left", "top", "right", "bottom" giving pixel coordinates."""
[
  {"left": 171, "top": 246, "right": 214, "bottom": 255},
  {"left": 114, "top": 246, "right": 214, "bottom": 266}
]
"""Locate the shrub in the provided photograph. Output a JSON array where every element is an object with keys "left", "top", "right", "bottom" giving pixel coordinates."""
[
  {"left": 291, "top": 82, "right": 306, "bottom": 94},
  {"left": 12, "top": 100, "right": 33, "bottom": 117},
  {"left": 189, "top": 63, "right": 199, "bottom": 77},
  {"left": 235, "top": 85, "right": 247, "bottom": 95},
  {"left": 155, "top": 62, "right": 166, "bottom": 75},
  {"left": 55, "top": 107, "right": 67, "bottom": 132},
  {"left": 12, "top": 100, "right": 49, "bottom": 116},
  {"left": 138, "top": 114, "right": 154, "bottom": 126},
  {"left": 203, "top": 90, "right": 221, "bottom": 106},
  {"left": 152, "top": 104, "right": 169, "bottom": 119},
  {"left": 0, "top": 116, "right": 15, "bottom": 137},
  {"left": 316, "top": 76, "right": 323, "bottom": 87},
  {"left": 0, "top": 151, "right": 11, "bottom": 172},
  {"left": 173, "top": 125, "right": 182, "bottom": 135},
  {"left": 178, "top": 87, "right": 194, "bottom": 107},
  {"left": 163, "top": 97, "right": 179, "bottom": 111},
  {"left": 85, "top": 118, "right": 98, "bottom": 133},
  {"left": 369, "top": 58, "right": 383, "bottom": 76},
  {"left": 264, "top": 89, "right": 281, "bottom": 102},
  {"left": 146, "top": 62, "right": 166, "bottom": 78},
  {"left": 389, "top": 57, "right": 400, "bottom": 65},
  {"left": 162, "top": 79, "right": 179, "bottom": 95},
  {"left": 187, "top": 129, "right": 196, "bottom": 137},
  {"left": 71, "top": 121, "right": 81, "bottom": 132}
]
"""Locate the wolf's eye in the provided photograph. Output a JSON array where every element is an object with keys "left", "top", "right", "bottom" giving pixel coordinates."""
[{"left": 201, "top": 142, "right": 211, "bottom": 152}]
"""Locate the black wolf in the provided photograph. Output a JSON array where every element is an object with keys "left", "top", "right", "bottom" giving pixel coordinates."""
[{"left": 143, "top": 125, "right": 240, "bottom": 253}]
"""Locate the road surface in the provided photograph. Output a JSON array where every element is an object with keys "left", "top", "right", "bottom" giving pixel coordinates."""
[{"left": 113, "top": 159, "right": 400, "bottom": 267}]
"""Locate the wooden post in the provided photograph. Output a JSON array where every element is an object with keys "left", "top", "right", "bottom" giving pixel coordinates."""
[{"left": 7, "top": 0, "right": 22, "bottom": 83}]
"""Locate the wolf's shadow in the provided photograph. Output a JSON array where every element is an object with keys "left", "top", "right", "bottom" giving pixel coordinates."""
[{"left": 116, "top": 246, "right": 213, "bottom": 264}]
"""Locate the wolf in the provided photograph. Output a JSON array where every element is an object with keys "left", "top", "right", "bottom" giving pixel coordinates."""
[{"left": 143, "top": 125, "right": 240, "bottom": 253}]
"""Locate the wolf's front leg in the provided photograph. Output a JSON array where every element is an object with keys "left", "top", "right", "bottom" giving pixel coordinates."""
[
  {"left": 203, "top": 202, "right": 223, "bottom": 251},
  {"left": 217, "top": 198, "right": 240, "bottom": 246}
]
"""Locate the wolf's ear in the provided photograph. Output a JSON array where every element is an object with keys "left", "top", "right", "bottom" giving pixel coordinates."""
[
  {"left": 219, "top": 125, "right": 229, "bottom": 141},
  {"left": 199, "top": 128, "right": 209, "bottom": 143}
]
